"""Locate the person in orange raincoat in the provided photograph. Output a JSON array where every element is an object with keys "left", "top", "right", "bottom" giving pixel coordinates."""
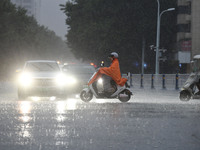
[{"left": 88, "top": 52, "right": 128, "bottom": 87}]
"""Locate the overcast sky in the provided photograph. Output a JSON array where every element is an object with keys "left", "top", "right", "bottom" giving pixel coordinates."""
[{"left": 40, "top": 0, "right": 68, "bottom": 40}]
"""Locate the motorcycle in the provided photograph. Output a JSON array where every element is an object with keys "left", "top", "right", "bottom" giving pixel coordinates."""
[
  {"left": 80, "top": 69, "right": 133, "bottom": 102},
  {"left": 179, "top": 54, "right": 200, "bottom": 101}
]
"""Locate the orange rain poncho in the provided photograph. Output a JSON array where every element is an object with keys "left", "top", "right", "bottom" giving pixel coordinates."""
[{"left": 88, "top": 58, "right": 127, "bottom": 86}]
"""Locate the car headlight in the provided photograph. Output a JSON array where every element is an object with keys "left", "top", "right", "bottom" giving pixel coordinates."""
[
  {"left": 56, "top": 73, "right": 67, "bottom": 86},
  {"left": 56, "top": 74, "right": 77, "bottom": 86},
  {"left": 18, "top": 72, "right": 33, "bottom": 87},
  {"left": 65, "top": 76, "right": 77, "bottom": 85}
]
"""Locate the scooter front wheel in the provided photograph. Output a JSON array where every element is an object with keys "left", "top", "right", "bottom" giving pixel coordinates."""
[
  {"left": 179, "top": 90, "right": 191, "bottom": 101},
  {"left": 80, "top": 90, "right": 93, "bottom": 102}
]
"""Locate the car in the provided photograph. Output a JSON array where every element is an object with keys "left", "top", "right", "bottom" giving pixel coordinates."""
[
  {"left": 17, "top": 60, "right": 70, "bottom": 100},
  {"left": 62, "top": 64, "right": 96, "bottom": 94}
]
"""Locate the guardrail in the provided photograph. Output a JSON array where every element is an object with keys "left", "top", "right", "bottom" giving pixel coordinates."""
[{"left": 123, "top": 74, "right": 189, "bottom": 90}]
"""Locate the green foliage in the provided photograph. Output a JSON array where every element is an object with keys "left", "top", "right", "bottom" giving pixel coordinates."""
[
  {"left": 61, "top": 0, "right": 177, "bottom": 73},
  {"left": 0, "top": 0, "right": 69, "bottom": 78}
]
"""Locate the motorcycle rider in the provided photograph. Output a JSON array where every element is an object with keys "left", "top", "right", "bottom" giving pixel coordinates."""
[
  {"left": 88, "top": 52, "right": 128, "bottom": 93},
  {"left": 190, "top": 56, "right": 200, "bottom": 95},
  {"left": 181, "top": 55, "right": 200, "bottom": 96}
]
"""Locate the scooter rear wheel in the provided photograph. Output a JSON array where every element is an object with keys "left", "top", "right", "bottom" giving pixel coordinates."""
[
  {"left": 80, "top": 90, "right": 93, "bottom": 102},
  {"left": 118, "top": 89, "right": 131, "bottom": 102}
]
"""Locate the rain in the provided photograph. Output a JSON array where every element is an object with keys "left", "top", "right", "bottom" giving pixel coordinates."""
[{"left": 0, "top": 0, "right": 200, "bottom": 150}]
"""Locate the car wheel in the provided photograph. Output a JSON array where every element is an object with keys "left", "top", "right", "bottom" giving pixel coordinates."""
[{"left": 80, "top": 90, "right": 93, "bottom": 102}]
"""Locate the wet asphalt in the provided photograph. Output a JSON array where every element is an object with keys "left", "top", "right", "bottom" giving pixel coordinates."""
[{"left": 0, "top": 84, "right": 200, "bottom": 150}]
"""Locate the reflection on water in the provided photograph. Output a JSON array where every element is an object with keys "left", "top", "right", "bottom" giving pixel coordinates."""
[
  {"left": 56, "top": 99, "right": 78, "bottom": 122},
  {"left": 56, "top": 115, "right": 65, "bottom": 122},
  {"left": 55, "top": 124, "right": 67, "bottom": 138},
  {"left": 19, "top": 115, "right": 31, "bottom": 123},
  {"left": 56, "top": 101, "right": 66, "bottom": 114},
  {"left": 15, "top": 99, "right": 79, "bottom": 146},
  {"left": 94, "top": 99, "right": 106, "bottom": 103},
  {"left": 31, "top": 96, "right": 41, "bottom": 101},
  {"left": 19, "top": 101, "right": 32, "bottom": 114},
  {"left": 55, "top": 99, "right": 78, "bottom": 147},
  {"left": 17, "top": 101, "right": 33, "bottom": 144},
  {"left": 56, "top": 99, "right": 78, "bottom": 113},
  {"left": 50, "top": 96, "right": 56, "bottom": 101},
  {"left": 18, "top": 124, "right": 32, "bottom": 138},
  {"left": 66, "top": 99, "right": 78, "bottom": 110}
]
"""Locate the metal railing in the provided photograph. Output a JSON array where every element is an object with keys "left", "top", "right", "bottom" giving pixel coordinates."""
[{"left": 123, "top": 74, "right": 189, "bottom": 90}]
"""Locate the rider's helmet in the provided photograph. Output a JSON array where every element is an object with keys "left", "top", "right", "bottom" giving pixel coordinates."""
[{"left": 109, "top": 52, "right": 119, "bottom": 58}]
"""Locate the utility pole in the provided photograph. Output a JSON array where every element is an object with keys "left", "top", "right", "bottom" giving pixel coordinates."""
[
  {"left": 142, "top": 38, "right": 145, "bottom": 74},
  {"left": 155, "top": 0, "right": 160, "bottom": 75}
]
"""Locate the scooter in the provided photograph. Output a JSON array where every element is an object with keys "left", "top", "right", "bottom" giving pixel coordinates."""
[
  {"left": 179, "top": 54, "right": 200, "bottom": 101},
  {"left": 179, "top": 79, "right": 200, "bottom": 101},
  {"left": 80, "top": 70, "right": 133, "bottom": 102}
]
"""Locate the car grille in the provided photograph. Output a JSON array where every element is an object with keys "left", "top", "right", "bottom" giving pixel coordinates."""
[{"left": 33, "top": 79, "right": 55, "bottom": 87}]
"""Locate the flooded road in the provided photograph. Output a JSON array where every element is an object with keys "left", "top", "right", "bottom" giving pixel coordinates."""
[{"left": 0, "top": 84, "right": 200, "bottom": 150}]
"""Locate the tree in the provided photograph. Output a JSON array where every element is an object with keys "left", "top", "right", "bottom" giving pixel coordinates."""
[
  {"left": 61, "top": 0, "right": 177, "bottom": 73},
  {"left": 0, "top": 0, "right": 72, "bottom": 78}
]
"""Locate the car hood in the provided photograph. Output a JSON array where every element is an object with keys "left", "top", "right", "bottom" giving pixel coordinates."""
[
  {"left": 28, "top": 72, "right": 60, "bottom": 79},
  {"left": 65, "top": 73, "right": 94, "bottom": 81}
]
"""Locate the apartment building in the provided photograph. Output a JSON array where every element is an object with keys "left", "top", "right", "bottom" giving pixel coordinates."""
[
  {"left": 177, "top": 0, "right": 200, "bottom": 65},
  {"left": 11, "top": 0, "right": 41, "bottom": 22},
  {"left": 191, "top": 0, "right": 200, "bottom": 57}
]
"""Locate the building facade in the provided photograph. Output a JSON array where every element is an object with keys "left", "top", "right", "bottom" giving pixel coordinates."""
[
  {"left": 11, "top": 0, "right": 41, "bottom": 22},
  {"left": 191, "top": 0, "right": 200, "bottom": 57},
  {"left": 177, "top": 0, "right": 200, "bottom": 65}
]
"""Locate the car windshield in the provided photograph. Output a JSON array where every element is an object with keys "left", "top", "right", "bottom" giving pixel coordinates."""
[
  {"left": 63, "top": 65, "right": 95, "bottom": 74},
  {"left": 25, "top": 62, "right": 60, "bottom": 72}
]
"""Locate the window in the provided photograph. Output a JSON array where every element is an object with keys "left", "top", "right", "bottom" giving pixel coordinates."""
[
  {"left": 178, "top": 6, "right": 191, "bottom": 14},
  {"left": 177, "top": 23, "right": 191, "bottom": 32}
]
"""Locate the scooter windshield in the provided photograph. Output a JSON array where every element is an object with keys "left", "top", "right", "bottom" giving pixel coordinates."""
[{"left": 192, "top": 59, "right": 200, "bottom": 72}]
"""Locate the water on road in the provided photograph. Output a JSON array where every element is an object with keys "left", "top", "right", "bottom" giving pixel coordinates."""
[{"left": 0, "top": 84, "right": 200, "bottom": 150}]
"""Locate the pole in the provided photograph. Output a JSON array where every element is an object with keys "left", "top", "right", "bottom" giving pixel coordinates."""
[
  {"left": 175, "top": 74, "right": 179, "bottom": 90},
  {"left": 162, "top": 74, "right": 166, "bottom": 89},
  {"left": 140, "top": 74, "right": 144, "bottom": 88},
  {"left": 155, "top": 0, "right": 175, "bottom": 75},
  {"left": 130, "top": 73, "right": 133, "bottom": 87},
  {"left": 142, "top": 37, "right": 145, "bottom": 74},
  {"left": 151, "top": 74, "right": 155, "bottom": 89},
  {"left": 155, "top": 0, "right": 160, "bottom": 75}
]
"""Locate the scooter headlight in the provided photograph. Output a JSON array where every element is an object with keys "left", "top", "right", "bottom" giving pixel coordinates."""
[
  {"left": 18, "top": 72, "right": 33, "bottom": 87},
  {"left": 97, "top": 78, "right": 103, "bottom": 84}
]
